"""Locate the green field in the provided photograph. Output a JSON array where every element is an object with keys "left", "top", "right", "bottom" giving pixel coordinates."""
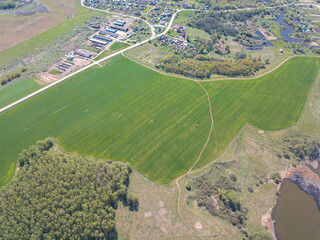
[
  {"left": 0, "top": 56, "right": 319, "bottom": 187},
  {"left": 0, "top": 80, "right": 39, "bottom": 109}
]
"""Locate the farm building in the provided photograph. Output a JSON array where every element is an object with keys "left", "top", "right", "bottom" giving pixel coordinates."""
[
  {"left": 115, "top": 20, "right": 126, "bottom": 26},
  {"left": 127, "top": 32, "right": 135, "bottom": 38},
  {"left": 90, "top": 38, "right": 108, "bottom": 45},
  {"left": 110, "top": 25, "right": 128, "bottom": 32},
  {"left": 99, "top": 31, "right": 119, "bottom": 38},
  {"left": 74, "top": 50, "right": 93, "bottom": 58},
  {"left": 67, "top": 56, "right": 74, "bottom": 61},
  {"left": 106, "top": 28, "right": 117, "bottom": 33},
  {"left": 93, "top": 35, "right": 113, "bottom": 42}
]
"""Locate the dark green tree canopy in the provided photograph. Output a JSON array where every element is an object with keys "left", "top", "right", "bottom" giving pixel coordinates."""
[{"left": 0, "top": 138, "right": 138, "bottom": 240}]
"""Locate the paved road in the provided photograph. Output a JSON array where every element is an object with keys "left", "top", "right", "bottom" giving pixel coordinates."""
[
  {"left": 0, "top": 3, "right": 178, "bottom": 114},
  {"left": 0, "top": 2, "right": 317, "bottom": 114}
]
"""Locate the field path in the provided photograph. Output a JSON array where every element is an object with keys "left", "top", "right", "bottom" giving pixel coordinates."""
[{"left": 1, "top": 3, "right": 320, "bottom": 238}]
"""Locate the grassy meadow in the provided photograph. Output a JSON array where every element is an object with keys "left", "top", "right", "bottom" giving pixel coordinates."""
[
  {"left": 0, "top": 79, "right": 39, "bottom": 109},
  {"left": 0, "top": 56, "right": 319, "bottom": 186}
]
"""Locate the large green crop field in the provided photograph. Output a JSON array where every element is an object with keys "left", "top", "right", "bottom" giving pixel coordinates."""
[
  {"left": 0, "top": 80, "right": 39, "bottom": 109},
  {"left": 0, "top": 56, "right": 319, "bottom": 186}
]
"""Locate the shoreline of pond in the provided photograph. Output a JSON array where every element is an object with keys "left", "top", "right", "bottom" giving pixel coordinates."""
[{"left": 263, "top": 164, "right": 320, "bottom": 240}]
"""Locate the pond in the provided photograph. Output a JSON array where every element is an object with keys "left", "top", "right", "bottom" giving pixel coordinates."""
[
  {"left": 242, "top": 12, "right": 304, "bottom": 50},
  {"left": 272, "top": 179, "right": 320, "bottom": 240}
]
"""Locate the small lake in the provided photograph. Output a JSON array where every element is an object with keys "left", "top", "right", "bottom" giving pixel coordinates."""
[
  {"left": 242, "top": 12, "right": 304, "bottom": 50},
  {"left": 272, "top": 179, "right": 320, "bottom": 240}
]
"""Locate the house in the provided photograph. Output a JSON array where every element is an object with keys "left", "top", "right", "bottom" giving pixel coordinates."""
[{"left": 66, "top": 55, "right": 74, "bottom": 61}]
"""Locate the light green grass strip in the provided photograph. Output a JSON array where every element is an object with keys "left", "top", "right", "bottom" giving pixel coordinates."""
[{"left": 0, "top": 80, "right": 39, "bottom": 109}]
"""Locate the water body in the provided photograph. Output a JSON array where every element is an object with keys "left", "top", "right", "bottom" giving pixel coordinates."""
[
  {"left": 272, "top": 179, "right": 320, "bottom": 240},
  {"left": 242, "top": 12, "right": 304, "bottom": 50},
  {"left": 276, "top": 12, "right": 303, "bottom": 44}
]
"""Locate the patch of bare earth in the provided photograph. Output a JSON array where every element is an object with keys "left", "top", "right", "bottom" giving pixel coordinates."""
[
  {"left": 38, "top": 57, "right": 91, "bottom": 85},
  {"left": 258, "top": 27, "right": 278, "bottom": 41},
  {"left": 0, "top": 14, "right": 64, "bottom": 51}
]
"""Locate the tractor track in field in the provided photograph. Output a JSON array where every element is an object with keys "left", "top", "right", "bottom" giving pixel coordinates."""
[
  {"left": 1, "top": 2, "right": 320, "bottom": 238},
  {"left": 122, "top": 53, "right": 217, "bottom": 238}
]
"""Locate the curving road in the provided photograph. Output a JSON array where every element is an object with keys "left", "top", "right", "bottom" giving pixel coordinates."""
[{"left": 1, "top": 1, "right": 315, "bottom": 114}]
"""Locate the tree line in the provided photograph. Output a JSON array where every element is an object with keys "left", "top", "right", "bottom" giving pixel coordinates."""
[
  {"left": 1, "top": 67, "right": 28, "bottom": 86},
  {"left": 0, "top": 1, "right": 16, "bottom": 10},
  {"left": 0, "top": 138, "right": 139, "bottom": 239},
  {"left": 156, "top": 54, "right": 264, "bottom": 78}
]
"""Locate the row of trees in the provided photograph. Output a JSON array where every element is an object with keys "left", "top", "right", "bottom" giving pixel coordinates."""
[
  {"left": 0, "top": 1, "right": 16, "bottom": 10},
  {"left": 1, "top": 67, "right": 28, "bottom": 86},
  {"left": 156, "top": 54, "right": 263, "bottom": 78},
  {"left": 0, "top": 138, "right": 139, "bottom": 239}
]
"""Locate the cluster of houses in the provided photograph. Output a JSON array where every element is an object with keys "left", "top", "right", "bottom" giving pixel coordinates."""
[
  {"left": 159, "top": 35, "right": 188, "bottom": 47},
  {"left": 148, "top": 7, "right": 172, "bottom": 25},
  {"left": 84, "top": 0, "right": 203, "bottom": 19},
  {"left": 84, "top": 0, "right": 161, "bottom": 16}
]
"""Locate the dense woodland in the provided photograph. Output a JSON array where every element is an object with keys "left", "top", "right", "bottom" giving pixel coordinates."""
[
  {"left": 0, "top": 138, "right": 138, "bottom": 239},
  {"left": 0, "top": 1, "right": 16, "bottom": 10},
  {"left": 156, "top": 54, "right": 264, "bottom": 78},
  {"left": 189, "top": 10, "right": 264, "bottom": 39},
  {"left": 281, "top": 137, "right": 320, "bottom": 162},
  {"left": 194, "top": 175, "right": 248, "bottom": 229}
]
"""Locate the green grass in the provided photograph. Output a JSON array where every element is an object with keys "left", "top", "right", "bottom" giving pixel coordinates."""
[
  {"left": 49, "top": 69, "right": 62, "bottom": 75},
  {"left": 110, "top": 42, "right": 129, "bottom": 51},
  {"left": 94, "top": 42, "right": 129, "bottom": 61},
  {"left": 0, "top": 56, "right": 319, "bottom": 187},
  {"left": 0, "top": 79, "right": 39, "bottom": 109}
]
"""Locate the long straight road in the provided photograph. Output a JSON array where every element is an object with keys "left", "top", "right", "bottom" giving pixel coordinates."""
[{"left": 0, "top": 2, "right": 315, "bottom": 114}]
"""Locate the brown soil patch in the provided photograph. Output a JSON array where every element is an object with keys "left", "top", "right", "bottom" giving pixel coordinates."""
[
  {"left": 38, "top": 57, "right": 91, "bottom": 85},
  {"left": 283, "top": 165, "right": 320, "bottom": 184},
  {"left": 158, "top": 200, "right": 164, "bottom": 207},
  {"left": 258, "top": 27, "right": 278, "bottom": 41},
  {"left": 158, "top": 208, "right": 167, "bottom": 217},
  {"left": 144, "top": 211, "right": 152, "bottom": 218},
  {"left": 195, "top": 222, "right": 203, "bottom": 229},
  {"left": 0, "top": 14, "right": 64, "bottom": 52},
  {"left": 61, "top": 43, "right": 74, "bottom": 52}
]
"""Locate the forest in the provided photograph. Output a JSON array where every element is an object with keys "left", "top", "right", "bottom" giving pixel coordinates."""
[
  {"left": 156, "top": 54, "right": 264, "bottom": 78},
  {"left": 0, "top": 1, "right": 16, "bottom": 10},
  {"left": 189, "top": 10, "right": 265, "bottom": 37},
  {"left": 0, "top": 138, "right": 138, "bottom": 239},
  {"left": 281, "top": 137, "right": 320, "bottom": 162}
]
